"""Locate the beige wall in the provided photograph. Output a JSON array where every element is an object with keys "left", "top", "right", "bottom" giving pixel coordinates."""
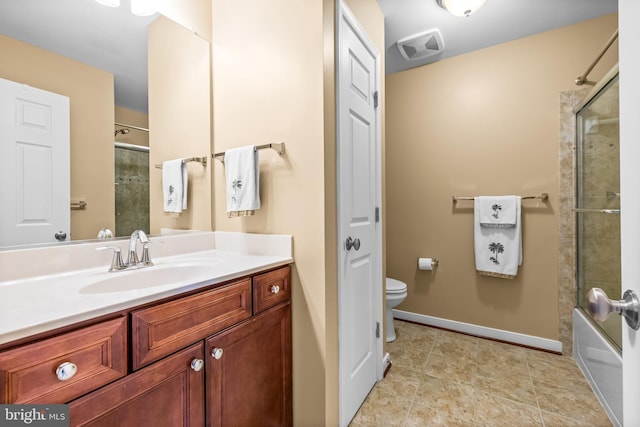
[
  {"left": 115, "top": 106, "right": 149, "bottom": 147},
  {"left": 0, "top": 34, "right": 115, "bottom": 241},
  {"left": 211, "top": 0, "right": 384, "bottom": 425},
  {"left": 386, "top": 14, "right": 618, "bottom": 343},
  {"left": 148, "top": 16, "right": 212, "bottom": 234}
]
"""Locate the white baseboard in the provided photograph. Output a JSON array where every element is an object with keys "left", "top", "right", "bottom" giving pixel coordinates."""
[{"left": 393, "top": 309, "right": 563, "bottom": 353}]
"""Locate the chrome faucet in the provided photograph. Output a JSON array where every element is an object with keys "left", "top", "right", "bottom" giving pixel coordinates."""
[
  {"left": 127, "top": 230, "right": 153, "bottom": 267},
  {"left": 96, "top": 230, "right": 153, "bottom": 272}
]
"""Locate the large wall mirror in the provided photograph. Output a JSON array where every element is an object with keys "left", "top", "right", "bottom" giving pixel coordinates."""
[{"left": 0, "top": 0, "right": 212, "bottom": 249}]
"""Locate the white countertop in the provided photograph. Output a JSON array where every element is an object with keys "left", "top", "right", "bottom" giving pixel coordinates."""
[{"left": 0, "top": 232, "right": 293, "bottom": 346}]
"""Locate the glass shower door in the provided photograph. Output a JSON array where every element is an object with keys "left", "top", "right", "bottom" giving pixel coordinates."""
[{"left": 576, "top": 74, "right": 621, "bottom": 351}]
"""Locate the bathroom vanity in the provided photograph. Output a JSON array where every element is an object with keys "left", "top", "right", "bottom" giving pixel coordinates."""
[{"left": 0, "top": 231, "right": 293, "bottom": 426}]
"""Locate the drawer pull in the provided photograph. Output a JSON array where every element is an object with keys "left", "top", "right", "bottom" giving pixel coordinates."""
[
  {"left": 271, "top": 285, "right": 280, "bottom": 294},
  {"left": 56, "top": 362, "right": 78, "bottom": 381},
  {"left": 211, "top": 348, "right": 224, "bottom": 360},
  {"left": 190, "top": 358, "right": 204, "bottom": 372}
]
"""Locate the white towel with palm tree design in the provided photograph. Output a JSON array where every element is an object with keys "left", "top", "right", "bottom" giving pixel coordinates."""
[
  {"left": 474, "top": 196, "right": 522, "bottom": 279},
  {"left": 224, "top": 145, "right": 260, "bottom": 217},
  {"left": 477, "top": 195, "right": 518, "bottom": 228}
]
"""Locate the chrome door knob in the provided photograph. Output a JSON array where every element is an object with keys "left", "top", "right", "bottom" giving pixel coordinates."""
[
  {"left": 54, "top": 231, "right": 67, "bottom": 241},
  {"left": 587, "top": 287, "right": 640, "bottom": 330},
  {"left": 345, "top": 237, "right": 361, "bottom": 251}
]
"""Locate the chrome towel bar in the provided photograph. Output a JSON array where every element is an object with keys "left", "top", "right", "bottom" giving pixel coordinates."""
[
  {"left": 213, "top": 142, "right": 286, "bottom": 163},
  {"left": 154, "top": 157, "right": 208, "bottom": 169}
]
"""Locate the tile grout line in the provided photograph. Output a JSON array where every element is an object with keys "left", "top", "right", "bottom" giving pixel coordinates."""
[{"left": 525, "top": 352, "right": 547, "bottom": 426}]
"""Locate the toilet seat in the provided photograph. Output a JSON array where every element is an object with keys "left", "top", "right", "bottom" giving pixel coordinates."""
[{"left": 386, "top": 278, "right": 407, "bottom": 294}]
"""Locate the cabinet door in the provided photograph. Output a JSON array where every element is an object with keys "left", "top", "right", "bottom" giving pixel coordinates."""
[
  {"left": 69, "top": 343, "right": 205, "bottom": 427},
  {"left": 206, "top": 302, "right": 292, "bottom": 427}
]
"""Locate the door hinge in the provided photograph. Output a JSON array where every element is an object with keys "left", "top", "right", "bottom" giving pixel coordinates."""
[
  {"left": 375, "top": 207, "right": 380, "bottom": 223},
  {"left": 373, "top": 91, "right": 379, "bottom": 108},
  {"left": 375, "top": 322, "right": 380, "bottom": 338}
]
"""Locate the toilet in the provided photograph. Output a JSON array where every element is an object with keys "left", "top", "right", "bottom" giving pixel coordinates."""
[{"left": 385, "top": 278, "right": 408, "bottom": 342}]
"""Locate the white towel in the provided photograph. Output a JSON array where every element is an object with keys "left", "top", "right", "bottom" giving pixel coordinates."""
[
  {"left": 474, "top": 196, "right": 522, "bottom": 279},
  {"left": 225, "top": 146, "right": 260, "bottom": 217},
  {"left": 478, "top": 195, "right": 518, "bottom": 228},
  {"left": 162, "top": 159, "right": 188, "bottom": 213}
]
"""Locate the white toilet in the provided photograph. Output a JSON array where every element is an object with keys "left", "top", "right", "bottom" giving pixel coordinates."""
[{"left": 385, "top": 278, "right": 408, "bottom": 342}]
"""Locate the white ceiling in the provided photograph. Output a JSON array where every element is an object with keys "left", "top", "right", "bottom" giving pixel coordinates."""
[
  {"left": 0, "top": 0, "right": 155, "bottom": 113},
  {"left": 0, "top": 0, "right": 618, "bottom": 113},
  {"left": 377, "top": 0, "right": 618, "bottom": 74}
]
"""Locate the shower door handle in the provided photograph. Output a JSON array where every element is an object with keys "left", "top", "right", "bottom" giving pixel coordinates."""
[
  {"left": 573, "top": 208, "right": 620, "bottom": 214},
  {"left": 587, "top": 287, "right": 640, "bottom": 330}
]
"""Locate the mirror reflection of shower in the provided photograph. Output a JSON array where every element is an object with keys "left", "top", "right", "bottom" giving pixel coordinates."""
[
  {"left": 114, "top": 123, "right": 150, "bottom": 237},
  {"left": 576, "top": 72, "right": 621, "bottom": 351}
]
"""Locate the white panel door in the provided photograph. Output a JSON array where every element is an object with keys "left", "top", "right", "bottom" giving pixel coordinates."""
[
  {"left": 338, "top": 5, "right": 382, "bottom": 426},
  {"left": 619, "top": 1, "right": 640, "bottom": 425},
  {"left": 0, "top": 78, "right": 70, "bottom": 246}
]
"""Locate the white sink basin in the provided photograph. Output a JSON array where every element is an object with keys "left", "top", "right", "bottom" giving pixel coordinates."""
[{"left": 80, "top": 264, "right": 220, "bottom": 294}]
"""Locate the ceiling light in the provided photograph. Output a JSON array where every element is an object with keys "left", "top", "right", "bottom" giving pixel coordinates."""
[
  {"left": 94, "top": 0, "right": 120, "bottom": 7},
  {"left": 436, "top": 0, "right": 486, "bottom": 17},
  {"left": 130, "top": 0, "right": 157, "bottom": 16}
]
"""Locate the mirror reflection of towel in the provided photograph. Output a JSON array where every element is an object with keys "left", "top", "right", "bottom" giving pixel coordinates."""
[
  {"left": 162, "top": 159, "right": 188, "bottom": 213},
  {"left": 225, "top": 146, "right": 260, "bottom": 217}
]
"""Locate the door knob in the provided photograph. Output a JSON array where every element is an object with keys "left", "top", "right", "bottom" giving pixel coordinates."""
[
  {"left": 587, "top": 287, "right": 640, "bottom": 330},
  {"left": 55, "top": 231, "right": 67, "bottom": 241},
  {"left": 345, "top": 237, "right": 361, "bottom": 251}
]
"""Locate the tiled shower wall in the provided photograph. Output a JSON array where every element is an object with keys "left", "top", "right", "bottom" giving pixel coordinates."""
[
  {"left": 115, "top": 147, "right": 150, "bottom": 237},
  {"left": 558, "top": 88, "right": 589, "bottom": 355}
]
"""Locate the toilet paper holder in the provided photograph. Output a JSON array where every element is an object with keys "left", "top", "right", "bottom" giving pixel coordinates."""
[{"left": 417, "top": 257, "right": 439, "bottom": 270}]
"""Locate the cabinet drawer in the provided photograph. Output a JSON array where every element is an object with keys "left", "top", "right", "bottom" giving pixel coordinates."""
[
  {"left": 131, "top": 279, "right": 252, "bottom": 370},
  {"left": 253, "top": 266, "right": 291, "bottom": 314},
  {"left": 0, "top": 317, "right": 127, "bottom": 404}
]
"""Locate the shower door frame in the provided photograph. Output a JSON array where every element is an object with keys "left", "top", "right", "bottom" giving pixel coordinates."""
[{"left": 574, "top": 65, "right": 621, "bottom": 352}]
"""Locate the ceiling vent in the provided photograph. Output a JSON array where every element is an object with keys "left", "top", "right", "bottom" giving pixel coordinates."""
[{"left": 396, "top": 29, "right": 445, "bottom": 61}]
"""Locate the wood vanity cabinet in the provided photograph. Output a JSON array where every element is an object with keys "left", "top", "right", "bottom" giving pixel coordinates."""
[
  {"left": 46, "top": 264, "right": 291, "bottom": 427},
  {"left": 206, "top": 302, "right": 292, "bottom": 427},
  {"left": 69, "top": 343, "right": 205, "bottom": 426},
  {"left": 0, "top": 317, "right": 127, "bottom": 404}
]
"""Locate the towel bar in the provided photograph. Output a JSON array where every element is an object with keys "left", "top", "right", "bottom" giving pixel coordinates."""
[
  {"left": 213, "top": 142, "right": 286, "bottom": 163},
  {"left": 154, "top": 157, "right": 208, "bottom": 169},
  {"left": 452, "top": 193, "right": 549, "bottom": 204}
]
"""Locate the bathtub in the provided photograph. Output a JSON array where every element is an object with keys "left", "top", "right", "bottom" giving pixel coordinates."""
[{"left": 573, "top": 308, "right": 622, "bottom": 426}]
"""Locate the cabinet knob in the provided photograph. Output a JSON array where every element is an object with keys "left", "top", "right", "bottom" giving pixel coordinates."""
[
  {"left": 190, "top": 358, "right": 204, "bottom": 372},
  {"left": 55, "top": 362, "right": 78, "bottom": 381},
  {"left": 211, "top": 348, "right": 224, "bottom": 360},
  {"left": 271, "top": 285, "right": 280, "bottom": 294}
]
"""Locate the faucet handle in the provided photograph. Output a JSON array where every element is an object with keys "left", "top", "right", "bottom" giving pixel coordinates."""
[
  {"left": 127, "top": 248, "right": 139, "bottom": 267},
  {"left": 96, "top": 246, "right": 127, "bottom": 272},
  {"left": 140, "top": 242, "right": 154, "bottom": 267}
]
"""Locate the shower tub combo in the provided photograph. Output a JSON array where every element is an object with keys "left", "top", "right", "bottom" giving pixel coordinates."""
[{"left": 572, "top": 68, "right": 622, "bottom": 427}]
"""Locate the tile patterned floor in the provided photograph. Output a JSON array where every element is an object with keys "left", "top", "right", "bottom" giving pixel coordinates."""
[{"left": 350, "top": 320, "right": 613, "bottom": 427}]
